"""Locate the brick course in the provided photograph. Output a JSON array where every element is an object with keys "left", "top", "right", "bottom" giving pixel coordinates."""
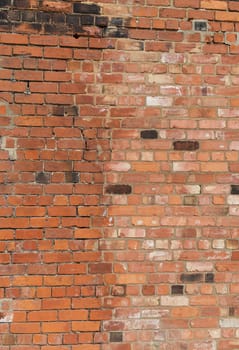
[{"left": 0, "top": 0, "right": 239, "bottom": 349}]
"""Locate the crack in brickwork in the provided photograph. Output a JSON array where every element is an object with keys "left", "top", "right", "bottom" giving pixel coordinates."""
[{"left": 1, "top": 0, "right": 239, "bottom": 349}]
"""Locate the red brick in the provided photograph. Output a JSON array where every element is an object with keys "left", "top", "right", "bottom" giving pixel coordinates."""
[
  {"left": 10, "top": 323, "right": 40, "bottom": 334},
  {"left": 1, "top": 2, "right": 239, "bottom": 349},
  {"left": 72, "top": 321, "right": 100, "bottom": 332}
]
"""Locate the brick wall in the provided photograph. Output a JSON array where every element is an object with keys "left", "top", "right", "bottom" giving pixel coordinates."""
[{"left": 1, "top": 0, "right": 239, "bottom": 349}]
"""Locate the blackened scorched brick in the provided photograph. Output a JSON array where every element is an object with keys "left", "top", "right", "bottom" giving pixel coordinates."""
[{"left": 73, "top": 3, "right": 100, "bottom": 14}]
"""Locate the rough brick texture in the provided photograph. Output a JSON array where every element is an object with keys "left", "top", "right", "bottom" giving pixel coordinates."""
[{"left": 1, "top": 0, "right": 239, "bottom": 349}]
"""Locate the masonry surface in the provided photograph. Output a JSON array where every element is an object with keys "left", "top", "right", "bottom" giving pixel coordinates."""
[{"left": 1, "top": 0, "right": 239, "bottom": 349}]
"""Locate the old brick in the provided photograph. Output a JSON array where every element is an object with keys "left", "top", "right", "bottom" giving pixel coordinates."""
[
  {"left": 81, "top": 15, "right": 94, "bottom": 25},
  {"left": 173, "top": 141, "right": 199, "bottom": 151},
  {"left": 52, "top": 12, "right": 66, "bottom": 23},
  {"left": 36, "top": 11, "right": 51, "bottom": 23},
  {"left": 106, "top": 27, "right": 128, "bottom": 38},
  {"left": 95, "top": 16, "right": 109, "bottom": 27},
  {"left": 73, "top": 3, "right": 100, "bottom": 14},
  {"left": 110, "top": 332, "right": 123, "bottom": 342},
  {"left": 13, "top": 0, "right": 30, "bottom": 7},
  {"left": 231, "top": 185, "right": 239, "bottom": 194},
  {"left": 1, "top": 0, "right": 239, "bottom": 348},
  {"left": 111, "top": 285, "right": 126, "bottom": 296},
  {"left": 171, "top": 285, "right": 184, "bottom": 295},
  {"left": 65, "top": 172, "right": 79, "bottom": 183},
  {"left": 21, "top": 10, "right": 35, "bottom": 22},
  {"left": 35, "top": 172, "right": 50, "bottom": 184},
  {"left": 183, "top": 196, "right": 198, "bottom": 206},
  {"left": 205, "top": 273, "right": 214, "bottom": 283},
  {"left": 180, "top": 274, "right": 204, "bottom": 283},
  {"left": 105, "top": 184, "right": 132, "bottom": 194},
  {"left": 140, "top": 130, "right": 158, "bottom": 139}
]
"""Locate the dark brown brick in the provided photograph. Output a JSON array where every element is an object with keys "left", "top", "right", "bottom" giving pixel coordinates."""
[
  {"left": 22, "top": 10, "right": 35, "bottom": 22},
  {"left": 173, "top": 141, "right": 199, "bottom": 151},
  {"left": 8, "top": 10, "right": 21, "bottom": 21},
  {"left": 66, "top": 14, "right": 80, "bottom": 26},
  {"left": 73, "top": 3, "right": 100, "bottom": 14},
  {"left": 36, "top": 172, "right": 51, "bottom": 184},
  {"left": 110, "top": 18, "right": 123, "bottom": 26},
  {"left": 171, "top": 285, "right": 184, "bottom": 295},
  {"left": 52, "top": 13, "right": 66, "bottom": 24},
  {"left": 110, "top": 332, "right": 123, "bottom": 342},
  {"left": 105, "top": 27, "right": 128, "bottom": 38},
  {"left": 140, "top": 130, "right": 158, "bottom": 139},
  {"left": 231, "top": 185, "right": 239, "bottom": 194},
  {"left": 96, "top": 16, "right": 109, "bottom": 27},
  {"left": 13, "top": 0, "right": 30, "bottom": 8},
  {"left": 65, "top": 172, "right": 79, "bottom": 183},
  {"left": 180, "top": 273, "right": 204, "bottom": 283},
  {"left": 81, "top": 15, "right": 94, "bottom": 26},
  {"left": 105, "top": 184, "right": 132, "bottom": 195},
  {"left": 205, "top": 273, "right": 214, "bottom": 283},
  {"left": 44, "top": 23, "right": 68, "bottom": 34},
  {"left": 36, "top": 11, "right": 51, "bottom": 23}
]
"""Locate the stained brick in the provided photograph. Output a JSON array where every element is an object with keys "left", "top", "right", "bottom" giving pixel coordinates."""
[
  {"left": 171, "top": 285, "right": 184, "bottom": 295},
  {"left": 173, "top": 141, "right": 199, "bottom": 151},
  {"left": 180, "top": 274, "right": 204, "bottom": 283},
  {"left": 1, "top": 1, "right": 239, "bottom": 349},
  {"left": 140, "top": 130, "right": 158, "bottom": 139},
  {"left": 35, "top": 172, "right": 51, "bottom": 184},
  {"left": 65, "top": 172, "right": 79, "bottom": 183},
  {"left": 110, "top": 332, "right": 123, "bottom": 342},
  {"left": 205, "top": 273, "right": 214, "bottom": 283},
  {"left": 231, "top": 185, "right": 239, "bottom": 194},
  {"left": 105, "top": 184, "right": 132, "bottom": 194},
  {"left": 81, "top": 15, "right": 94, "bottom": 25},
  {"left": 73, "top": 3, "right": 100, "bottom": 14}
]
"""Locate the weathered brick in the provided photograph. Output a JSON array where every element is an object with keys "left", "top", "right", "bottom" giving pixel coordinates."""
[
  {"left": 73, "top": 3, "right": 100, "bottom": 14},
  {"left": 105, "top": 184, "right": 132, "bottom": 194},
  {"left": 35, "top": 172, "right": 50, "bottom": 184},
  {"left": 173, "top": 140, "right": 199, "bottom": 151},
  {"left": 171, "top": 285, "right": 184, "bottom": 295},
  {"left": 180, "top": 274, "right": 204, "bottom": 283},
  {"left": 140, "top": 130, "right": 158, "bottom": 139},
  {"left": 1, "top": 0, "right": 239, "bottom": 349},
  {"left": 110, "top": 332, "right": 123, "bottom": 342}
]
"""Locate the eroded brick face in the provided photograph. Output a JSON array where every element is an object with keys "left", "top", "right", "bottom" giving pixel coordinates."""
[{"left": 0, "top": 1, "right": 239, "bottom": 349}]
